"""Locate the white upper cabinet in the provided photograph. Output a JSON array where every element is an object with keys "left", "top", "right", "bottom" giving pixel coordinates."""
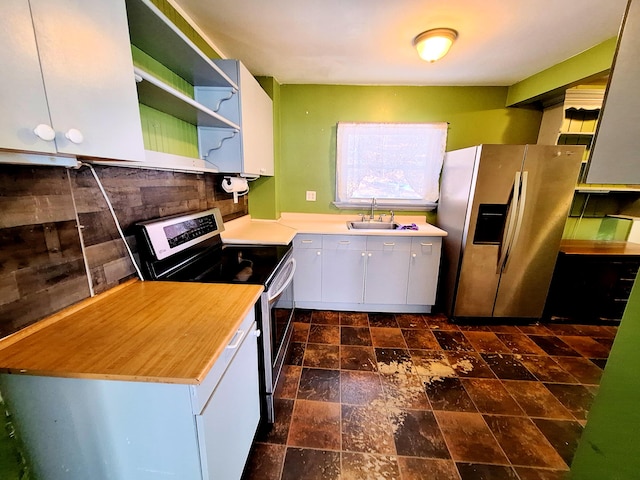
[
  {"left": 122, "top": 0, "right": 240, "bottom": 172},
  {"left": 0, "top": 0, "right": 145, "bottom": 162},
  {"left": 126, "top": 0, "right": 272, "bottom": 176},
  {"left": 586, "top": 0, "right": 640, "bottom": 184},
  {"left": 237, "top": 63, "right": 275, "bottom": 177},
  {"left": 197, "top": 60, "right": 275, "bottom": 177}
]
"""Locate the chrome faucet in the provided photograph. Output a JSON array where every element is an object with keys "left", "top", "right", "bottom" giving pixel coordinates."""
[
  {"left": 369, "top": 198, "right": 376, "bottom": 220},
  {"left": 378, "top": 211, "right": 394, "bottom": 222}
]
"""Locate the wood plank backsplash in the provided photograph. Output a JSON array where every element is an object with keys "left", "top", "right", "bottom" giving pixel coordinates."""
[{"left": 0, "top": 163, "right": 248, "bottom": 338}]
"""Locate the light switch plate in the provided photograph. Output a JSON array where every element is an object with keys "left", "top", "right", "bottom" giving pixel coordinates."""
[{"left": 306, "top": 191, "right": 317, "bottom": 201}]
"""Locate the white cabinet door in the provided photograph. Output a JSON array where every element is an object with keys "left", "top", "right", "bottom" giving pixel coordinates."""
[
  {"left": 0, "top": 1, "right": 55, "bottom": 154},
  {"left": 238, "top": 62, "right": 274, "bottom": 176},
  {"left": 32, "top": 0, "right": 144, "bottom": 160},
  {"left": 1, "top": 0, "right": 144, "bottom": 161},
  {"left": 197, "top": 322, "right": 260, "bottom": 480},
  {"left": 407, "top": 237, "right": 442, "bottom": 305},
  {"left": 293, "top": 235, "right": 323, "bottom": 302},
  {"left": 322, "top": 235, "right": 366, "bottom": 303},
  {"left": 364, "top": 237, "right": 411, "bottom": 305}
]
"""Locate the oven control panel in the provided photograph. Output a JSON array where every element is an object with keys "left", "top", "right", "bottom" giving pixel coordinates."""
[
  {"left": 137, "top": 208, "right": 225, "bottom": 260},
  {"left": 164, "top": 215, "right": 218, "bottom": 248}
]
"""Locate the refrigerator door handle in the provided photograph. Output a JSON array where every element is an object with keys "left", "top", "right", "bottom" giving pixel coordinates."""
[
  {"left": 497, "top": 171, "right": 521, "bottom": 273},
  {"left": 503, "top": 171, "right": 528, "bottom": 272}
]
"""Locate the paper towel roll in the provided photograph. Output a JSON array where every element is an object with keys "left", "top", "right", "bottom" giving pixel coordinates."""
[
  {"left": 221, "top": 176, "right": 249, "bottom": 203},
  {"left": 222, "top": 177, "right": 249, "bottom": 193}
]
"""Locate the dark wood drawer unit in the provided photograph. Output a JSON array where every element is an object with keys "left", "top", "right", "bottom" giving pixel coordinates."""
[{"left": 544, "top": 252, "right": 640, "bottom": 324}]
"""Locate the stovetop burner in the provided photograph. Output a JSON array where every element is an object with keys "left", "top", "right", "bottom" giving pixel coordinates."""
[{"left": 169, "top": 243, "right": 292, "bottom": 286}]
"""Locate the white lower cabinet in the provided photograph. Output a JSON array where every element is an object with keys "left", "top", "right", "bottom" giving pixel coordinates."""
[
  {"left": 293, "top": 234, "right": 323, "bottom": 302},
  {"left": 293, "top": 234, "right": 442, "bottom": 312},
  {"left": 0, "top": 310, "right": 260, "bottom": 480},
  {"left": 408, "top": 237, "right": 442, "bottom": 305},
  {"left": 196, "top": 319, "right": 260, "bottom": 480},
  {"left": 363, "top": 237, "right": 411, "bottom": 305},
  {"left": 321, "top": 235, "right": 367, "bottom": 303}
]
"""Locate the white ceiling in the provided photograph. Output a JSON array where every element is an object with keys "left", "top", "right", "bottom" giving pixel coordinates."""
[{"left": 172, "top": 0, "right": 628, "bottom": 86}]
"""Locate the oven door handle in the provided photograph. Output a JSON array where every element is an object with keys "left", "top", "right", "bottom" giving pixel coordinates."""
[{"left": 268, "top": 258, "right": 296, "bottom": 302}]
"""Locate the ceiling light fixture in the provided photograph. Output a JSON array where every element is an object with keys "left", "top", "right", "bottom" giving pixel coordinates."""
[{"left": 413, "top": 28, "right": 458, "bottom": 62}]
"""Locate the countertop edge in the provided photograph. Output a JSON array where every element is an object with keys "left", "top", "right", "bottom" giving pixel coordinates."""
[{"left": 559, "top": 240, "right": 640, "bottom": 256}]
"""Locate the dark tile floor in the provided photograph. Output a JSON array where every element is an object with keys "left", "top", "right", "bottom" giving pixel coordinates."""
[{"left": 242, "top": 310, "right": 617, "bottom": 480}]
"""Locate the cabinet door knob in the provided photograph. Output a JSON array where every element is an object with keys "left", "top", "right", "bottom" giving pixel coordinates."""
[
  {"left": 65, "top": 128, "right": 84, "bottom": 144},
  {"left": 316, "top": 251, "right": 321, "bottom": 256},
  {"left": 33, "top": 124, "right": 56, "bottom": 141},
  {"left": 412, "top": 253, "right": 417, "bottom": 258},
  {"left": 368, "top": 252, "right": 372, "bottom": 257},
  {"left": 252, "top": 329, "right": 262, "bottom": 338}
]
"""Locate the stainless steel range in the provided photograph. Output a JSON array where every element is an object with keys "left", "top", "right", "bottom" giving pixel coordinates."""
[{"left": 135, "top": 208, "right": 295, "bottom": 423}]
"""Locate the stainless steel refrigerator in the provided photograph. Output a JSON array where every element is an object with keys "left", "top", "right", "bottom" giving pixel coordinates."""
[{"left": 437, "top": 144, "right": 583, "bottom": 321}]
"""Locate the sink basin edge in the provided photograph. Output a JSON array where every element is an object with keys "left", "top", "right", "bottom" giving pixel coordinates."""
[{"left": 346, "top": 221, "right": 400, "bottom": 230}]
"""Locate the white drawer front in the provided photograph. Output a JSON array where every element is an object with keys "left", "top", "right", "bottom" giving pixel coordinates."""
[
  {"left": 294, "top": 234, "right": 322, "bottom": 249},
  {"left": 366, "top": 236, "right": 412, "bottom": 251},
  {"left": 322, "top": 235, "right": 367, "bottom": 250}
]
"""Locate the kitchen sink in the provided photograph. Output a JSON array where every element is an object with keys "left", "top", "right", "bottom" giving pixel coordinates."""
[{"left": 346, "top": 221, "right": 400, "bottom": 230}]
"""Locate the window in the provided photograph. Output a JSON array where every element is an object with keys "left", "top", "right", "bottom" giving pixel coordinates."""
[{"left": 335, "top": 122, "right": 447, "bottom": 210}]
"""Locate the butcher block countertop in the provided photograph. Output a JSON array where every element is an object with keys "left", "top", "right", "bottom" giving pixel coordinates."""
[
  {"left": 560, "top": 240, "right": 640, "bottom": 256},
  {"left": 0, "top": 280, "right": 263, "bottom": 384}
]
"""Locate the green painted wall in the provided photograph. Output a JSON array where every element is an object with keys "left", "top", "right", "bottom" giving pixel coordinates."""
[
  {"left": 569, "top": 276, "right": 640, "bottom": 479},
  {"left": 276, "top": 84, "right": 542, "bottom": 218},
  {"left": 506, "top": 38, "right": 617, "bottom": 106}
]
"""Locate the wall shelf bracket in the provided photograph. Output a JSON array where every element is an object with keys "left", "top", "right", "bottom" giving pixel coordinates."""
[
  {"left": 208, "top": 88, "right": 237, "bottom": 112},
  {"left": 200, "top": 127, "right": 239, "bottom": 161}
]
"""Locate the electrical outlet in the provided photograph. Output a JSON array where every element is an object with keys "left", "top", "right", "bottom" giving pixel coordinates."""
[{"left": 306, "top": 190, "right": 317, "bottom": 201}]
